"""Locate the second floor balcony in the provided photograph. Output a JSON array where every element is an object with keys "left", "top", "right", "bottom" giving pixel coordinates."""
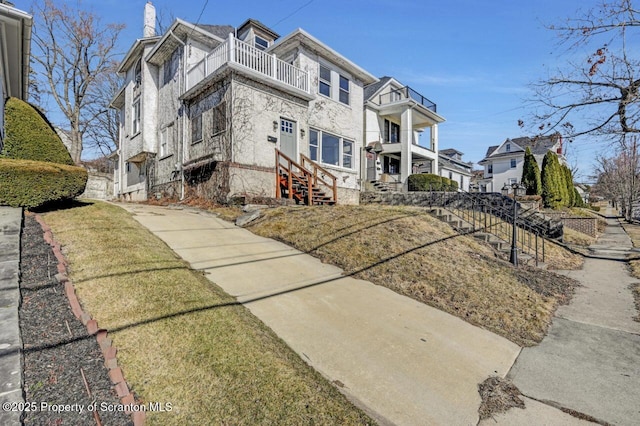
[
  {"left": 185, "top": 34, "right": 310, "bottom": 97},
  {"left": 378, "top": 86, "right": 437, "bottom": 113}
]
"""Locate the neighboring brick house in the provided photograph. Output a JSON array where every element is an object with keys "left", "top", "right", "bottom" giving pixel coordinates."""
[
  {"left": 477, "top": 132, "right": 565, "bottom": 193},
  {"left": 438, "top": 148, "right": 472, "bottom": 192},
  {"left": 110, "top": 4, "right": 376, "bottom": 204},
  {"left": 363, "top": 76, "right": 445, "bottom": 191}
]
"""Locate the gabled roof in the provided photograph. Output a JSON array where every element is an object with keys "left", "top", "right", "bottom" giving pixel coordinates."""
[
  {"left": 145, "top": 19, "right": 231, "bottom": 66},
  {"left": 269, "top": 28, "right": 377, "bottom": 85},
  {"left": 117, "top": 36, "right": 161, "bottom": 74},
  {"left": 439, "top": 155, "right": 472, "bottom": 175},
  {"left": 481, "top": 133, "right": 562, "bottom": 163},
  {"left": 236, "top": 18, "right": 279, "bottom": 39},
  {"left": 196, "top": 24, "right": 235, "bottom": 40},
  {"left": 440, "top": 148, "right": 464, "bottom": 157},
  {"left": 363, "top": 76, "right": 393, "bottom": 101}
]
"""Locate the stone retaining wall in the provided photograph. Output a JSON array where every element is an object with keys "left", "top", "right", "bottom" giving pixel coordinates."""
[{"left": 543, "top": 212, "right": 598, "bottom": 237}]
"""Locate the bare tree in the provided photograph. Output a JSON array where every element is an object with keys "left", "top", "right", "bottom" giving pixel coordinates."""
[
  {"left": 83, "top": 60, "right": 123, "bottom": 158},
  {"left": 531, "top": 0, "right": 640, "bottom": 139},
  {"left": 31, "top": 0, "right": 124, "bottom": 163},
  {"left": 591, "top": 136, "right": 640, "bottom": 220}
]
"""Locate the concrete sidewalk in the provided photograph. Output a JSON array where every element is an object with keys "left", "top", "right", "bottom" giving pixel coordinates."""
[
  {"left": 492, "top": 212, "right": 640, "bottom": 425},
  {"left": 0, "top": 207, "right": 23, "bottom": 426},
  {"left": 119, "top": 203, "right": 520, "bottom": 425}
]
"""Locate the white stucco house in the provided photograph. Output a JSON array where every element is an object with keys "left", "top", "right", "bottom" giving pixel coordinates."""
[
  {"left": 362, "top": 76, "right": 445, "bottom": 191},
  {"left": 438, "top": 148, "right": 472, "bottom": 192},
  {"left": 110, "top": 4, "right": 376, "bottom": 205},
  {"left": 0, "top": 1, "right": 31, "bottom": 147},
  {"left": 477, "top": 133, "right": 565, "bottom": 193}
]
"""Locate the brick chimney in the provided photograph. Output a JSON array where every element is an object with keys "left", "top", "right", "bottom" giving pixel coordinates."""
[{"left": 143, "top": 1, "right": 156, "bottom": 37}]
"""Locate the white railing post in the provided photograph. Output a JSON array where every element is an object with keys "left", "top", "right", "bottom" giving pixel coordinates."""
[
  {"left": 228, "top": 33, "right": 235, "bottom": 63},
  {"left": 272, "top": 53, "right": 277, "bottom": 79}
]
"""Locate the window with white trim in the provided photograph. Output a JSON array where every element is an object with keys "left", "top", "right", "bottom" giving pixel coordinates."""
[
  {"left": 132, "top": 100, "right": 141, "bottom": 135},
  {"left": 319, "top": 65, "right": 331, "bottom": 97},
  {"left": 506, "top": 143, "right": 511, "bottom": 152},
  {"left": 255, "top": 36, "right": 269, "bottom": 51},
  {"left": 510, "top": 158, "right": 517, "bottom": 168},
  {"left": 309, "top": 128, "right": 354, "bottom": 169},
  {"left": 339, "top": 75, "right": 349, "bottom": 105},
  {"left": 487, "top": 164, "right": 493, "bottom": 174},
  {"left": 191, "top": 114, "right": 202, "bottom": 144}
]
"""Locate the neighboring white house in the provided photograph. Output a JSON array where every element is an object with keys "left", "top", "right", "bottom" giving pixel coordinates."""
[
  {"left": 0, "top": 1, "right": 31, "bottom": 147},
  {"left": 477, "top": 133, "right": 565, "bottom": 193},
  {"left": 438, "top": 148, "right": 472, "bottom": 192},
  {"left": 111, "top": 4, "right": 376, "bottom": 204},
  {"left": 363, "top": 76, "right": 445, "bottom": 191}
]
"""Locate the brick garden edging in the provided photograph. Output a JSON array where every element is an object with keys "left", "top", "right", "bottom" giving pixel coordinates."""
[{"left": 33, "top": 214, "right": 145, "bottom": 426}]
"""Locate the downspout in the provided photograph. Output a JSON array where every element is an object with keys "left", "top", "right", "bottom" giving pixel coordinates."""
[{"left": 21, "top": 15, "right": 33, "bottom": 101}]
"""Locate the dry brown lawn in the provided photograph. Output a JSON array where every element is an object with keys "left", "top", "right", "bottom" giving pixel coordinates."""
[
  {"left": 247, "top": 205, "right": 580, "bottom": 346},
  {"left": 43, "top": 201, "right": 373, "bottom": 425}
]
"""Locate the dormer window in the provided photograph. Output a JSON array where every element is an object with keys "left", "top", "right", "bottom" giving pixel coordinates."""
[{"left": 255, "top": 36, "right": 269, "bottom": 51}]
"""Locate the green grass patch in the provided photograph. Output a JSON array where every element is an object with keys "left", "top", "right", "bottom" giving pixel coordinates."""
[
  {"left": 247, "top": 205, "right": 578, "bottom": 346},
  {"left": 43, "top": 202, "right": 373, "bottom": 425}
]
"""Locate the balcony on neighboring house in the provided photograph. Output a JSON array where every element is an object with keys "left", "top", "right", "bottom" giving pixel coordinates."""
[
  {"left": 185, "top": 34, "right": 310, "bottom": 97},
  {"left": 378, "top": 86, "right": 437, "bottom": 113}
]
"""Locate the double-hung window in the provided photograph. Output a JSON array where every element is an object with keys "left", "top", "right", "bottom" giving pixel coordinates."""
[
  {"left": 191, "top": 114, "right": 202, "bottom": 144},
  {"left": 319, "top": 65, "right": 331, "bottom": 97},
  {"left": 255, "top": 36, "right": 269, "bottom": 51},
  {"left": 132, "top": 100, "right": 141, "bottom": 135},
  {"left": 510, "top": 158, "right": 517, "bottom": 168},
  {"left": 309, "top": 128, "right": 354, "bottom": 169},
  {"left": 318, "top": 64, "right": 351, "bottom": 106},
  {"left": 212, "top": 102, "right": 226, "bottom": 135},
  {"left": 339, "top": 75, "right": 349, "bottom": 105},
  {"left": 384, "top": 119, "right": 400, "bottom": 143}
]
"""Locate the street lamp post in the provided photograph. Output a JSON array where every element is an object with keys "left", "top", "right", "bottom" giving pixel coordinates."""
[{"left": 509, "top": 183, "right": 525, "bottom": 266}]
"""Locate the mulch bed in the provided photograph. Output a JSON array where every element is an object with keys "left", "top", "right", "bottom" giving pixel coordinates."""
[{"left": 19, "top": 213, "right": 132, "bottom": 425}]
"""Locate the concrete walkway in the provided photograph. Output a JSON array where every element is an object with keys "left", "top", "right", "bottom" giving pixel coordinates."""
[
  {"left": 489, "top": 210, "right": 640, "bottom": 425},
  {"left": 119, "top": 203, "right": 520, "bottom": 426},
  {"left": 0, "top": 207, "right": 23, "bottom": 426}
]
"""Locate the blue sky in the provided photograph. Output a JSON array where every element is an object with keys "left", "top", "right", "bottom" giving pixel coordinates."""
[{"left": 27, "top": 0, "right": 603, "bottom": 179}]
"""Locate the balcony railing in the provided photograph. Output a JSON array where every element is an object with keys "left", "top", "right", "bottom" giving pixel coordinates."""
[
  {"left": 378, "top": 86, "right": 437, "bottom": 112},
  {"left": 186, "top": 34, "right": 310, "bottom": 94}
]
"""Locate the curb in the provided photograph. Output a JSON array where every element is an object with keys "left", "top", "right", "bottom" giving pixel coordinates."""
[{"left": 32, "top": 213, "right": 145, "bottom": 426}]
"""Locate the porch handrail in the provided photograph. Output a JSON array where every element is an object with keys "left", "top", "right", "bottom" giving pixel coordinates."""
[
  {"left": 275, "top": 149, "right": 314, "bottom": 206},
  {"left": 299, "top": 153, "right": 338, "bottom": 202}
]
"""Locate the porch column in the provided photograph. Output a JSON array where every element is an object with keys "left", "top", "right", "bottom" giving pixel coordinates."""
[
  {"left": 400, "top": 108, "right": 413, "bottom": 189},
  {"left": 431, "top": 124, "right": 439, "bottom": 173}
]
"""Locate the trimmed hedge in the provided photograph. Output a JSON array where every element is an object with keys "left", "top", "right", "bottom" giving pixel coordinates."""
[
  {"left": 408, "top": 173, "right": 459, "bottom": 191},
  {"left": 0, "top": 158, "right": 88, "bottom": 208},
  {"left": 2, "top": 97, "right": 74, "bottom": 165}
]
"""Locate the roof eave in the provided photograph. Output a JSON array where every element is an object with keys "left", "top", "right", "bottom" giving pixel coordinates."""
[{"left": 269, "top": 28, "right": 377, "bottom": 85}]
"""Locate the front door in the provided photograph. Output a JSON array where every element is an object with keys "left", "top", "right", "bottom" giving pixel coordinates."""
[{"left": 280, "top": 118, "right": 297, "bottom": 161}]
